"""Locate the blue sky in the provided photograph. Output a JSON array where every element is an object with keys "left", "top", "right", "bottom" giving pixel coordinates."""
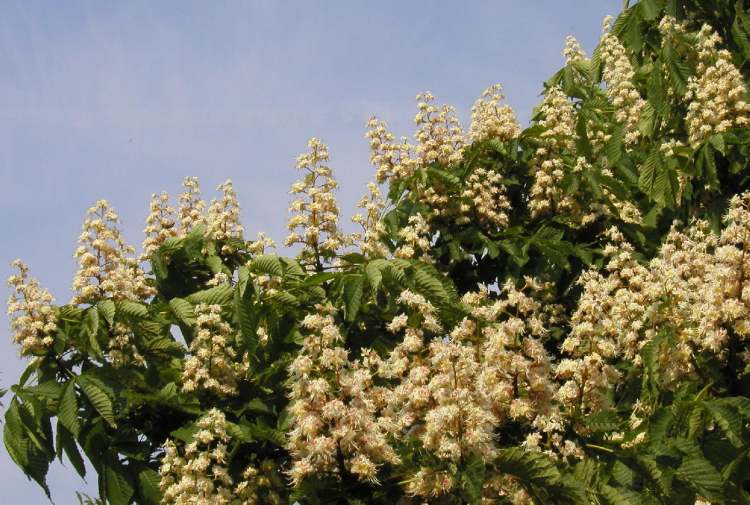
[{"left": 0, "top": 1, "right": 621, "bottom": 502}]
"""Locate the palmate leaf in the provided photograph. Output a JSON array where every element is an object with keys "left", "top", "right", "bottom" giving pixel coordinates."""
[
  {"left": 3, "top": 399, "right": 51, "bottom": 497},
  {"left": 168, "top": 297, "right": 196, "bottom": 326},
  {"left": 77, "top": 376, "right": 116, "bottom": 428},
  {"left": 702, "top": 399, "right": 745, "bottom": 448},
  {"left": 249, "top": 254, "right": 284, "bottom": 277},
  {"left": 342, "top": 274, "right": 364, "bottom": 322},
  {"left": 56, "top": 422, "right": 86, "bottom": 479},
  {"left": 58, "top": 380, "right": 80, "bottom": 437},
  {"left": 186, "top": 284, "right": 234, "bottom": 306},
  {"left": 102, "top": 458, "right": 134, "bottom": 505},
  {"left": 673, "top": 439, "right": 725, "bottom": 502}
]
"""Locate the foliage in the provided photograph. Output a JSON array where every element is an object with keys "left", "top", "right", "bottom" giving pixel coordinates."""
[{"left": 4, "top": 1, "right": 750, "bottom": 504}]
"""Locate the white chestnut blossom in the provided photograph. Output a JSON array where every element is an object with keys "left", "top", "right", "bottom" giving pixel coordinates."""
[
  {"left": 469, "top": 84, "right": 521, "bottom": 143},
  {"left": 71, "top": 200, "right": 154, "bottom": 305},
  {"left": 414, "top": 91, "right": 466, "bottom": 165},
  {"left": 206, "top": 180, "right": 244, "bottom": 248},
  {"left": 600, "top": 16, "right": 646, "bottom": 146},
  {"left": 685, "top": 23, "right": 750, "bottom": 146},
  {"left": 181, "top": 304, "right": 248, "bottom": 396},
  {"left": 6, "top": 260, "right": 57, "bottom": 356},
  {"left": 286, "top": 308, "right": 399, "bottom": 486},
  {"left": 142, "top": 191, "right": 177, "bottom": 259},
  {"left": 178, "top": 176, "right": 207, "bottom": 236},
  {"left": 529, "top": 86, "right": 577, "bottom": 218},
  {"left": 285, "top": 138, "right": 348, "bottom": 270},
  {"left": 159, "top": 409, "right": 234, "bottom": 505},
  {"left": 351, "top": 182, "right": 390, "bottom": 258}
]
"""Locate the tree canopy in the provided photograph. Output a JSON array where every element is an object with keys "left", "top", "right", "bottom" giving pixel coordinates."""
[{"left": 5, "top": 1, "right": 750, "bottom": 503}]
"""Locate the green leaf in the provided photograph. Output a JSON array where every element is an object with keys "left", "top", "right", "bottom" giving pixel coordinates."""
[
  {"left": 58, "top": 381, "right": 80, "bottom": 437},
  {"left": 78, "top": 376, "right": 115, "bottom": 428},
  {"left": 365, "top": 259, "right": 387, "bottom": 295},
  {"left": 96, "top": 299, "right": 116, "bottom": 325},
  {"left": 56, "top": 422, "right": 86, "bottom": 479},
  {"left": 703, "top": 400, "right": 744, "bottom": 448},
  {"left": 343, "top": 274, "right": 365, "bottom": 322},
  {"left": 138, "top": 468, "right": 162, "bottom": 505},
  {"left": 103, "top": 460, "right": 134, "bottom": 505},
  {"left": 169, "top": 297, "right": 196, "bottom": 326},
  {"left": 186, "top": 284, "right": 234, "bottom": 306},
  {"left": 117, "top": 300, "right": 149, "bottom": 318},
  {"left": 250, "top": 254, "right": 283, "bottom": 277},
  {"left": 674, "top": 440, "right": 724, "bottom": 501}
]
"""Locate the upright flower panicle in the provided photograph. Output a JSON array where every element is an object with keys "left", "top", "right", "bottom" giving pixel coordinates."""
[
  {"left": 6, "top": 260, "right": 57, "bottom": 356},
  {"left": 71, "top": 200, "right": 154, "bottom": 305},
  {"left": 529, "top": 86, "right": 577, "bottom": 218},
  {"left": 286, "top": 308, "right": 399, "bottom": 486},
  {"left": 685, "top": 23, "right": 750, "bottom": 146},
  {"left": 181, "top": 304, "right": 248, "bottom": 396},
  {"left": 469, "top": 84, "right": 521, "bottom": 143},
  {"left": 414, "top": 91, "right": 465, "bottom": 165},
  {"left": 178, "top": 176, "right": 207, "bottom": 236},
  {"left": 285, "top": 138, "right": 348, "bottom": 269},
  {"left": 600, "top": 16, "right": 646, "bottom": 146},
  {"left": 206, "top": 180, "right": 244, "bottom": 252},
  {"left": 351, "top": 182, "right": 390, "bottom": 258},
  {"left": 159, "top": 409, "right": 234, "bottom": 505},
  {"left": 563, "top": 35, "right": 587, "bottom": 64},
  {"left": 142, "top": 191, "right": 177, "bottom": 259},
  {"left": 366, "top": 117, "right": 420, "bottom": 184}
]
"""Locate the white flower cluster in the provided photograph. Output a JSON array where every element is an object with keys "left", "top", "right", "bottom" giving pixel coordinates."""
[
  {"left": 366, "top": 117, "right": 420, "bottom": 184},
  {"left": 685, "top": 23, "right": 750, "bottom": 146},
  {"left": 178, "top": 176, "right": 208, "bottom": 236},
  {"left": 394, "top": 213, "right": 432, "bottom": 260},
  {"left": 469, "top": 84, "right": 521, "bottom": 143},
  {"left": 351, "top": 182, "right": 390, "bottom": 258},
  {"left": 564, "top": 196, "right": 750, "bottom": 402},
  {"left": 159, "top": 409, "right": 268, "bottom": 505},
  {"left": 6, "top": 260, "right": 57, "bottom": 356},
  {"left": 370, "top": 281, "right": 579, "bottom": 498},
  {"left": 529, "top": 86, "right": 577, "bottom": 218},
  {"left": 206, "top": 180, "right": 244, "bottom": 250},
  {"left": 600, "top": 16, "right": 646, "bottom": 146},
  {"left": 108, "top": 323, "right": 145, "bottom": 368},
  {"left": 71, "top": 200, "right": 154, "bottom": 305},
  {"left": 458, "top": 168, "right": 511, "bottom": 227},
  {"left": 247, "top": 232, "right": 276, "bottom": 256},
  {"left": 181, "top": 304, "right": 248, "bottom": 396},
  {"left": 563, "top": 35, "right": 587, "bottom": 64},
  {"left": 286, "top": 309, "right": 399, "bottom": 485},
  {"left": 285, "top": 138, "right": 348, "bottom": 269},
  {"left": 142, "top": 192, "right": 178, "bottom": 259},
  {"left": 415, "top": 91, "right": 466, "bottom": 165}
]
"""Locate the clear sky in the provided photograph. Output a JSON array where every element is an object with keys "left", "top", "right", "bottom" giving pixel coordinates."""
[{"left": 0, "top": 1, "right": 622, "bottom": 502}]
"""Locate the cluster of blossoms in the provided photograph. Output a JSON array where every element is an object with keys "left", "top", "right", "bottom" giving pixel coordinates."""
[
  {"left": 351, "top": 182, "right": 390, "bottom": 258},
  {"left": 286, "top": 308, "right": 399, "bottom": 485},
  {"left": 159, "top": 409, "right": 267, "bottom": 505},
  {"left": 206, "top": 180, "right": 244, "bottom": 250},
  {"left": 142, "top": 191, "right": 178, "bottom": 258},
  {"left": 563, "top": 194, "right": 750, "bottom": 408},
  {"left": 181, "top": 304, "right": 248, "bottom": 396},
  {"left": 563, "top": 35, "right": 587, "bottom": 64},
  {"left": 394, "top": 213, "right": 432, "bottom": 260},
  {"left": 178, "top": 176, "right": 208, "bottom": 235},
  {"left": 366, "top": 117, "right": 420, "bottom": 184},
  {"left": 176, "top": 176, "right": 208, "bottom": 235},
  {"left": 107, "top": 323, "right": 145, "bottom": 368},
  {"left": 599, "top": 16, "right": 646, "bottom": 146},
  {"left": 458, "top": 168, "right": 511, "bottom": 227},
  {"left": 6, "top": 260, "right": 57, "bottom": 356},
  {"left": 684, "top": 23, "right": 750, "bottom": 146},
  {"left": 285, "top": 138, "right": 348, "bottom": 269},
  {"left": 528, "top": 86, "right": 577, "bottom": 218},
  {"left": 414, "top": 91, "right": 466, "bottom": 165},
  {"left": 468, "top": 84, "right": 521, "bottom": 143},
  {"left": 71, "top": 200, "right": 154, "bottom": 305}
]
